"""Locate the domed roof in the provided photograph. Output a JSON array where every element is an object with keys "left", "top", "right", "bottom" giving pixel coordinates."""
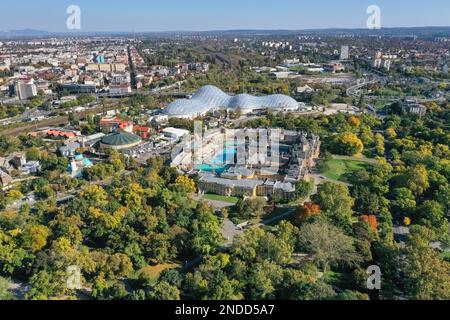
[
  {"left": 164, "top": 85, "right": 299, "bottom": 117},
  {"left": 101, "top": 131, "right": 141, "bottom": 146},
  {"left": 193, "top": 85, "right": 230, "bottom": 100}
]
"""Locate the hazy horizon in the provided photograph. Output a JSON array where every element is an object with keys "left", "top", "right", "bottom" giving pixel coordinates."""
[{"left": 1, "top": 0, "right": 450, "bottom": 33}]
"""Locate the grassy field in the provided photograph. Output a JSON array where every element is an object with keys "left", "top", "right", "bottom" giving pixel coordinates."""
[
  {"left": 204, "top": 193, "right": 240, "bottom": 204},
  {"left": 138, "top": 263, "right": 180, "bottom": 284},
  {"left": 321, "top": 157, "right": 373, "bottom": 182}
]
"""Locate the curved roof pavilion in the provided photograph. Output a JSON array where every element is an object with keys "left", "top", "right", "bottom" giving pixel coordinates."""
[
  {"left": 164, "top": 85, "right": 299, "bottom": 118},
  {"left": 100, "top": 132, "right": 142, "bottom": 150}
]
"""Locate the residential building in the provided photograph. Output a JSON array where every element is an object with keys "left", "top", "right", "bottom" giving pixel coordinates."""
[
  {"left": 404, "top": 100, "right": 427, "bottom": 116},
  {"left": 109, "top": 83, "right": 132, "bottom": 96},
  {"left": 16, "top": 80, "right": 37, "bottom": 99},
  {"left": 340, "top": 46, "right": 349, "bottom": 60}
]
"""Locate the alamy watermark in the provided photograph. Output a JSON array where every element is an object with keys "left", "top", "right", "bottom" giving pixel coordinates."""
[
  {"left": 367, "top": 5, "right": 381, "bottom": 30},
  {"left": 66, "top": 5, "right": 81, "bottom": 30},
  {"left": 366, "top": 265, "right": 382, "bottom": 290},
  {"left": 66, "top": 265, "right": 82, "bottom": 290}
]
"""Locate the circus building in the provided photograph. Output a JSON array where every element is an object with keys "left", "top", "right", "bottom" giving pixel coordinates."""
[{"left": 99, "top": 131, "right": 142, "bottom": 150}]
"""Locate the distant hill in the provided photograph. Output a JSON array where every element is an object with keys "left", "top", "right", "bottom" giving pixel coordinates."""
[
  {"left": 147, "top": 27, "right": 450, "bottom": 38},
  {"left": 1, "top": 26, "right": 450, "bottom": 40},
  {"left": 0, "top": 29, "right": 54, "bottom": 38}
]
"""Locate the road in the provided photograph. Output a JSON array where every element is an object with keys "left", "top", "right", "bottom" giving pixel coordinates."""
[{"left": 346, "top": 79, "right": 380, "bottom": 97}]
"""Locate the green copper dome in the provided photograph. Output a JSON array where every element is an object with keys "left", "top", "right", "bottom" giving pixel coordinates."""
[{"left": 100, "top": 132, "right": 141, "bottom": 148}]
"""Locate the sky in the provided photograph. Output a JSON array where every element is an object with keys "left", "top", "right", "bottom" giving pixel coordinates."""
[{"left": 1, "top": 0, "right": 450, "bottom": 32}]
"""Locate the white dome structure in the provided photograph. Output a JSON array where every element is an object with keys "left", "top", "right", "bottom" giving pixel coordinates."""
[{"left": 164, "top": 85, "right": 299, "bottom": 118}]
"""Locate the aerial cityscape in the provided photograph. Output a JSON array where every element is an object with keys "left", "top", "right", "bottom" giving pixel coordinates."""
[{"left": 0, "top": 0, "right": 449, "bottom": 307}]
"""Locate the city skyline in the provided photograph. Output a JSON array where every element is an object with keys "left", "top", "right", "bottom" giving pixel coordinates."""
[{"left": 1, "top": 0, "right": 450, "bottom": 33}]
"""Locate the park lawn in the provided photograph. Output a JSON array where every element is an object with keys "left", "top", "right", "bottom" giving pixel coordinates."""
[
  {"left": 204, "top": 193, "right": 240, "bottom": 204},
  {"left": 321, "top": 158, "right": 372, "bottom": 182},
  {"left": 138, "top": 263, "right": 180, "bottom": 285}
]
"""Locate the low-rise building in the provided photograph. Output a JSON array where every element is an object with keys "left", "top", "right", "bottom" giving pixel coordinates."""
[
  {"left": 404, "top": 100, "right": 427, "bottom": 116},
  {"left": 60, "top": 83, "right": 97, "bottom": 94},
  {"left": 323, "top": 62, "right": 344, "bottom": 73},
  {"left": 162, "top": 127, "right": 190, "bottom": 140},
  {"left": 59, "top": 141, "right": 81, "bottom": 157},
  {"left": 99, "top": 131, "right": 142, "bottom": 150},
  {"left": 109, "top": 83, "right": 132, "bottom": 96},
  {"left": 0, "top": 169, "right": 13, "bottom": 187}
]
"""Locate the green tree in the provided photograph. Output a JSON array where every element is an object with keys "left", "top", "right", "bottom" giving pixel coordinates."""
[
  {"left": 297, "top": 221, "right": 362, "bottom": 273},
  {"left": 374, "top": 133, "right": 385, "bottom": 156},
  {"left": 400, "top": 164, "right": 430, "bottom": 196},
  {"left": 311, "top": 182, "right": 355, "bottom": 230},
  {"left": 232, "top": 228, "right": 293, "bottom": 265},
  {"left": 0, "top": 276, "right": 15, "bottom": 300},
  {"left": 190, "top": 203, "right": 223, "bottom": 255},
  {"left": 295, "top": 180, "right": 314, "bottom": 200},
  {"left": 392, "top": 188, "right": 416, "bottom": 213},
  {"left": 401, "top": 226, "right": 450, "bottom": 300},
  {"left": 149, "top": 281, "right": 180, "bottom": 300},
  {"left": 414, "top": 201, "right": 448, "bottom": 239}
]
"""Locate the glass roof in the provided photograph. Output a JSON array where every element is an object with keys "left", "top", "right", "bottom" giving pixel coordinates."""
[{"left": 164, "top": 85, "right": 299, "bottom": 116}]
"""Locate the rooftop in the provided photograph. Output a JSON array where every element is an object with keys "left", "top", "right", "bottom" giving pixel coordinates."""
[
  {"left": 164, "top": 85, "right": 299, "bottom": 117},
  {"left": 100, "top": 131, "right": 142, "bottom": 147}
]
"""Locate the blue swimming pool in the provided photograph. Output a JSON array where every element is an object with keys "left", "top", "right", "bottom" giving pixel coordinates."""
[
  {"left": 211, "top": 147, "right": 237, "bottom": 165},
  {"left": 196, "top": 147, "right": 237, "bottom": 174},
  {"left": 196, "top": 164, "right": 228, "bottom": 174}
]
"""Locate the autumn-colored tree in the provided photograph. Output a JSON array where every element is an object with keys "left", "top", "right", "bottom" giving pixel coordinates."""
[
  {"left": 81, "top": 184, "right": 108, "bottom": 207},
  {"left": 359, "top": 215, "right": 378, "bottom": 232},
  {"left": 348, "top": 116, "right": 361, "bottom": 128},
  {"left": 334, "top": 132, "right": 364, "bottom": 156},
  {"left": 401, "top": 164, "right": 430, "bottom": 195},
  {"left": 404, "top": 216, "right": 411, "bottom": 226},
  {"left": 21, "top": 225, "right": 50, "bottom": 253},
  {"left": 88, "top": 206, "right": 127, "bottom": 230},
  {"left": 293, "top": 202, "right": 321, "bottom": 225},
  {"left": 6, "top": 190, "right": 23, "bottom": 205},
  {"left": 385, "top": 127, "right": 397, "bottom": 139},
  {"left": 374, "top": 133, "right": 385, "bottom": 156},
  {"left": 174, "top": 175, "right": 196, "bottom": 193}
]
